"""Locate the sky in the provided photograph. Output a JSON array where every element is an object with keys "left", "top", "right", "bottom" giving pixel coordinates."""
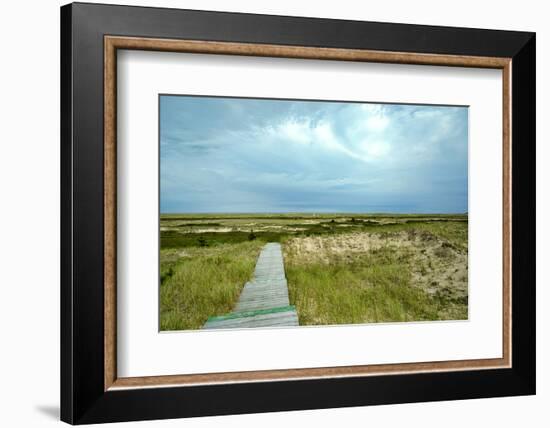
[{"left": 160, "top": 95, "right": 468, "bottom": 214}]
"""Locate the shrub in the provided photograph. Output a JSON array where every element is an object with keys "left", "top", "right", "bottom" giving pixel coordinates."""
[{"left": 160, "top": 266, "right": 174, "bottom": 285}]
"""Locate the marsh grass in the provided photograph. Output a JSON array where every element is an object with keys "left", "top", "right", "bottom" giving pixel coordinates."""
[
  {"left": 161, "top": 230, "right": 287, "bottom": 248},
  {"left": 283, "top": 222, "right": 468, "bottom": 325},
  {"left": 160, "top": 241, "right": 263, "bottom": 330},
  {"left": 285, "top": 246, "right": 445, "bottom": 325},
  {"left": 159, "top": 214, "right": 468, "bottom": 330}
]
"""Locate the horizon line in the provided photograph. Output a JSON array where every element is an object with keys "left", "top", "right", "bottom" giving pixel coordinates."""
[{"left": 160, "top": 212, "right": 468, "bottom": 215}]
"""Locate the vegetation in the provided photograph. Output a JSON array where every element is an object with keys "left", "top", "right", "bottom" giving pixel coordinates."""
[
  {"left": 159, "top": 213, "right": 468, "bottom": 330},
  {"left": 283, "top": 228, "right": 468, "bottom": 325},
  {"left": 160, "top": 241, "right": 264, "bottom": 330},
  {"left": 285, "top": 247, "right": 439, "bottom": 324}
]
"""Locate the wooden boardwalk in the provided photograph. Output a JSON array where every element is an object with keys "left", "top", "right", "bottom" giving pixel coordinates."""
[{"left": 203, "top": 243, "right": 298, "bottom": 329}]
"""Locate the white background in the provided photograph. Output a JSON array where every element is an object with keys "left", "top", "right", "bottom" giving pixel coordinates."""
[
  {"left": 118, "top": 51, "right": 503, "bottom": 377},
  {"left": 0, "top": 0, "right": 546, "bottom": 427}
]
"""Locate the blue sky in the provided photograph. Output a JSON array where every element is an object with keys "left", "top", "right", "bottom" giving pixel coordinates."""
[{"left": 160, "top": 95, "right": 468, "bottom": 214}]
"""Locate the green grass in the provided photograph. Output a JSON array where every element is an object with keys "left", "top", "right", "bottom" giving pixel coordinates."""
[
  {"left": 159, "top": 213, "right": 468, "bottom": 330},
  {"left": 160, "top": 241, "right": 264, "bottom": 330},
  {"left": 161, "top": 230, "right": 287, "bottom": 249},
  {"left": 285, "top": 246, "right": 457, "bottom": 325},
  {"left": 160, "top": 215, "right": 467, "bottom": 249}
]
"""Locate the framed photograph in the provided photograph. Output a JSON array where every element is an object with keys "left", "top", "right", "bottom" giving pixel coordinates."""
[{"left": 60, "top": 2, "right": 535, "bottom": 424}]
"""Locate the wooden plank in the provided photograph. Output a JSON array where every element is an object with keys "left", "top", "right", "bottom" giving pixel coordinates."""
[{"left": 203, "top": 308, "right": 299, "bottom": 329}]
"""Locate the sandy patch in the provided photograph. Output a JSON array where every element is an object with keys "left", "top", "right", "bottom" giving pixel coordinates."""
[
  {"left": 178, "top": 249, "right": 190, "bottom": 258},
  {"left": 284, "top": 232, "right": 409, "bottom": 264},
  {"left": 283, "top": 230, "right": 468, "bottom": 309},
  {"left": 186, "top": 227, "right": 233, "bottom": 233}
]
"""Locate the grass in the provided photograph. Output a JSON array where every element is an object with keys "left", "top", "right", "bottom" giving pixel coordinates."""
[
  {"left": 159, "top": 213, "right": 468, "bottom": 330},
  {"left": 285, "top": 244, "right": 465, "bottom": 326},
  {"left": 161, "top": 230, "right": 287, "bottom": 249},
  {"left": 160, "top": 241, "right": 264, "bottom": 330}
]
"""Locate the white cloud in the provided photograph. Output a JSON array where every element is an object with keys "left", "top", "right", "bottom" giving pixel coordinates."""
[
  {"left": 160, "top": 95, "right": 468, "bottom": 213},
  {"left": 276, "top": 120, "right": 312, "bottom": 145},
  {"left": 360, "top": 104, "right": 390, "bottom": 132},
  {"left": 365, "top": 113, "right": 390, "bottom": 132},
  {"left": 360, "top": 140, "right": 391, "bottom": 158},
  {"left": 266, "top": 118, "right": 378, "bottom": 164}
]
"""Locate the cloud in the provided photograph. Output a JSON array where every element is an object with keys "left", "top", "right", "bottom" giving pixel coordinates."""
[{"left": 160, "top": 96, "right": 468, "bottom": 213}]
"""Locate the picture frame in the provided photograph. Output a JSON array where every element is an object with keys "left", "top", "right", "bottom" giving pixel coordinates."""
[{"left": 60, "top": 2, "right": 535, "bottom": 424}]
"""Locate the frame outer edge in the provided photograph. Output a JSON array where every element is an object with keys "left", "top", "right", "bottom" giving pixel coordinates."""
[
  {"left": 63, "top": 3, "right": 536, "bottom": 423},
  {"left": 510, "top": 33, "right": 536, "bottom": 391},
  {"left": 60, "top": 3, "right": 75, "bottom": 424},
  {"left": 73, "top": 2, "right": 534, "bottom": 58}
]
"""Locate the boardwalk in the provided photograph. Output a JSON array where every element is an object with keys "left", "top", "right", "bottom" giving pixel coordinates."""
[{"left": 203, "top": 243, "right": 299, "bottom": 329}]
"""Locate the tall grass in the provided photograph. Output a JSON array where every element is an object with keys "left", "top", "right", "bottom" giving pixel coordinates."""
[
  {"left": 160, "top": 241, "right": 263, "bottom": 330},
  {"left": 159, "top": 215, "right": 468, "bottom": 329},
  {"left": 285, "top": 246, "right": 461, "bottom": 325}
]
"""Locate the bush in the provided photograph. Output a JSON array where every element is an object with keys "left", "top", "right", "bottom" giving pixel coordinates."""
[
  {"left": 248, "top": 230, "right": 257, "bottom": 241},
  {"left": 197, "top": 236, "right": 208, "bottom": 247},
  {"left": 161, "top": 266, "right": 174, "bottom": 285}
]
